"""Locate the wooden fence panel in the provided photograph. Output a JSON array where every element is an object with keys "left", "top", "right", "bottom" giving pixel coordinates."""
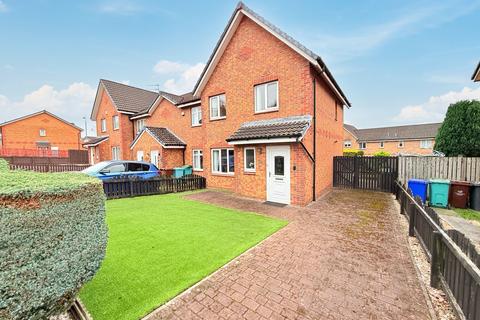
[
  {"left": 102, "top": 175, "right": 206, "bottom": 199},
  {"left": 396, "top": 181, "right": 480, "bottom": 320},
  {"left": 398, "top": 156, "right": 480, "bottom": 184},
  {"left": 333, "top": 156, "right": 398, "bottom": 192},
  {"left": 9, "top": 163, "right": 89, "bottom": 172}
]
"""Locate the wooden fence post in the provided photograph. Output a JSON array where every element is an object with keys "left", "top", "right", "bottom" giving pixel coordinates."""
[
  {"left": 430, "top": 231, "right": 444, "bottom": 288},
  {"left": 408, "top": 201, "right": 415, "bottom": 237},
  {"left": 129, "top": 179, "right": 134, "bottom": 197}
]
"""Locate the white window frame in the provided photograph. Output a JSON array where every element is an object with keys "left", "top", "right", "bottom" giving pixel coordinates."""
[
  {"left": 112, "top": 115, "right": 119, "bottom": 130},
  {"left": 112, "top": 146, "right": 120, "bottom": 160},
  {"left": 344, "top": 140, "right": 352, "bottom": 148},
  {"left": 359, "top": 142, "right": 367, "bottom": 150},
  {"left": 244, "top": 147, "right": 256, "bottom": 172},
  {"left": 192, "top": 149, "right": 203, "bottom": 171},
  {"left": 136, "top": 119, "right": 146, "bottom": 133},
  {"left": 379, "top": 141, "right": 384, "bottom": 149},
  {"left": 420, "top": 140, "right": 432, "bottom": 149},
  {"left": 211, "top": 148, "right": 234, "bottom": 174},
  {"left": 191, "top": 106, "right": 202, "bottom": 127},
  {"left": 39, "top": 129, "right": 46, "bottom": 137},
  {"left": 398, "top": 141, "right": 405, "bottom": 148},
  {"left": 209, "top": 94, "right": 226, "bottom": 120},
  {"left": 254, "top": 80, "right": 279, "bottom": 113},
  {"left": 101, "top": 119, "right": 107, "bottom": 132}
]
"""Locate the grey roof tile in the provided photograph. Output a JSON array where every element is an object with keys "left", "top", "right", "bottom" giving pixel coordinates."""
[
  {"left": 82, "top": 136, "right": 109, "bottom": 146},
  {"left": 101, "top": 79, "right": 159, "bottom": 114},
  {"left": 345, "top": 123, "right": 442, "bottom": 141},
  {"left": 227, "top": 115, "right": 312, "bottom": 142},
  {"left": 142, "top": 127, "right": 186, "bottom": 147}
]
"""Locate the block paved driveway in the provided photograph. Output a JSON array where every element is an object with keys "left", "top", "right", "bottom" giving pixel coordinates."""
[{"left": 147, "top": 189, "right": 432, "bottom": 320}]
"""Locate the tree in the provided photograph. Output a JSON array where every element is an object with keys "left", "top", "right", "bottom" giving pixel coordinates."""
[{"left": 434, "top": 100, "right": 480, "bottom": 156}]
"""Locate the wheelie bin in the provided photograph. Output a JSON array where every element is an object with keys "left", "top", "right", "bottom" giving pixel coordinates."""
[
  {"left": 449, "top": 181, "right": 471, "bottom": 209},
  {"left": 429, "top": 179, "right": 450, "bottom": 208},
  {"left": 408, "top": 179, "right": 428, "bottom": 204},
  {"left": 470, "top": 182, "right": 480, "bottom": 211}
]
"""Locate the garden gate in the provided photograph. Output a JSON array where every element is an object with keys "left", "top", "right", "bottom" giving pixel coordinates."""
[{"left": 333, "top": 156, "right": 398, "bottom": 192}]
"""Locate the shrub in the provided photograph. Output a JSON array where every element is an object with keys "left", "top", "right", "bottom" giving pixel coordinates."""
[
  {"left": 434, "top": 100, "right": 480, "bottom": 156},
  {"left": 343, "top": 148, "right": 364, "bottom": 156},
  {"left": 373, "top": 151, "right": 391, "bottom": 157},
  {"left": 0, "top": 170, "right": 107, "bottom": 319},
  {"left": 0, "top": 159, "right": 9, "bottom": 171}
]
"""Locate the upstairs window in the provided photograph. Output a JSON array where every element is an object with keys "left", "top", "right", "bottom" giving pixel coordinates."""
[
  {"left": 210, "top": 94, "right": 226, "bottom": 120},
  {"left": 344, "top": 140, "right": 352, "bottom": 148},
  {"left": 39, "top": 129, "right": 46, "bottom": 137},
  {"left": 191, "top": 106, "right": 202, "bottom": 126},
  {"left": 255, "top": 81, "right": 278, "bottom": 113},
  {"left": 136, "top": 119, "right": 146, "bottom": 133},
  {"left": 379, "top": 141, "right": 384, "bottom": 148},
  {"left": 212, "top": 148, "right": 234, "bottom": 174},
  {"left": 420, "top": 140, "right": 432, "bottom": 149},
  {"left": 101, "top": 119, "right": 107, "bottom": 132},
  {"left": 112, "top": 115, "right": 119, "bottom": 130}
]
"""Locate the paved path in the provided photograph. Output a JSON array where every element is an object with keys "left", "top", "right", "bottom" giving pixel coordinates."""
[
  {"left": 436, "top": 208, "right": 480, "bottom": 246},
  {"left": 148, "top": 189, "right": 431, "bottom": 320}
]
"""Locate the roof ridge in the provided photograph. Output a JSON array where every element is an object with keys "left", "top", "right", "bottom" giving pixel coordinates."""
[
  {"left": 100, "top": 79, "right": 159, "bottom": 95},
  {"left": 356, "top": 122, "right": 442, "bottom": 131}
]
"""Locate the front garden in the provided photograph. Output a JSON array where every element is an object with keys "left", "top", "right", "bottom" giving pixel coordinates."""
[{"left": 79, "top": 192, "right": 287, "bottom": 320}]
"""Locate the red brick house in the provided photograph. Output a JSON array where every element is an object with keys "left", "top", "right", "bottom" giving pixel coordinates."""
[
  {"left": 473, "top": 61, "right": 480, "bottom": 82},
  {"left": 0, "top": 110, "right": 82, "bottom": 157},
  {"left": 89, "top": 2, "right": 351, "bottom": 205}
]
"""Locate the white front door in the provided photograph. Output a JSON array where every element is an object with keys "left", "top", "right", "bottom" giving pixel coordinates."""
[
  {"left": 90, "top": 147, "right": 95, "bottom": 164},
  {"left": 266, "top": 145, "right": 291, "bottom": 204},
  {"left": 150, "top": 150, "right": 159, "bottom": 167},
  {"left": 136, "top": 150, "right": 144, "bottom": 161}
]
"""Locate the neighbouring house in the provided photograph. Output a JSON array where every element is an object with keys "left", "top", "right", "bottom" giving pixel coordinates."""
[
  {"left": 343, "top": 123, "right": 442, "bottom": 155},
  {"left": 473, "top": 61, "right": 480, "bottom": 82},
  {"left": 0, "top": 110, "right": 83, "bottom": 157},
  {"left": 89, "top": 2, "right": 351, "bottom": 205}
]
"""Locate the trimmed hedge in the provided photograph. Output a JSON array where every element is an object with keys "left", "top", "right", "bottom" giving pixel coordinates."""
[
  {"left": 0, "top": 159, "right": 9, "bottom": 171},
  {"left": 373, "top": 151, "right": 391, "bottom": 157},
  {"left": 343, "top": 149, "right": 364, "bottom": 157},
  {"left": 0, "top": 164, "right": 107, "bottom": 319}
]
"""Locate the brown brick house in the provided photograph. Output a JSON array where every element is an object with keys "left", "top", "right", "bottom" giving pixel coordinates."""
[
  {"left": 473, "top": 61, "right": 480, "bottom": 82},
  {"left": 343, "top": 123, "right": 442, "bottom": 155},
  {"left": 0, "top": 110, "right": 82, "bottom": 157},
  {"left": 89, "top": 2, "right": 351, "bottom": 205}
]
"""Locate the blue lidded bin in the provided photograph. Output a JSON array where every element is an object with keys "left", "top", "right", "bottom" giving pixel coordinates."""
[{"left": 408, "top": 179, "right": 428, "bottom": 204}]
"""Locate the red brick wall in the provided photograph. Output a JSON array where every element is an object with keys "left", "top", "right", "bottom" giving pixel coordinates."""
[
  {"left": 95, "top": 90, "right": 134, "bottom": 161},
  {"left": 131, "top": 131, "right": 184, "bottom": 169},
  {"left": 1, "top": 112, "right": 81, "bottom": 151}
]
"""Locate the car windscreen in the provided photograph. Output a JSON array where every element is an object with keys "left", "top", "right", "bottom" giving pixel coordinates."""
[
  {"left": 104, "top": 163, "right": 127, "bottom": 173},
  {"left": 82, "top": 162, "right": 109, "bottom": 174}
]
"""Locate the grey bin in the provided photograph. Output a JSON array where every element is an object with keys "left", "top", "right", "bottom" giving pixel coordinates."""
[{"left": 471, "top": 182, "right": 480, "bottom": 211}]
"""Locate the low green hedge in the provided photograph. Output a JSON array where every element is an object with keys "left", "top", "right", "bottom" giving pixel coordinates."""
[
  {"left": 373, "top": 151, "right": 391, "bottom": 157},
  {"left": 0, "top": 162, "right": 108, "bottom": 319},
  {"left": 343, "top": 148, "right": 364, "bottom": 156}
]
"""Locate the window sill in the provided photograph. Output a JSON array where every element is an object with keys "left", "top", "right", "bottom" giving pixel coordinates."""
[
  {"left": 191, "top": 124, "right": 202, "bottom": 128},
  {"left": 113, "top": 128, "right": 119, "bottom": 131},
  {"left": 244, "top": 170, "right": 256, "bottom": 175},
  {"left": 254, "top": 108, "right": 279, "bottom": 115},
  {"left": 211, "top": 172, "right": 234, "bottom": 177},
  {"left": 193, "top": 169, "right": 203, "bottom": 172},
  {"left": 210, "top": 117, "right": 226, "bottom": 122}
]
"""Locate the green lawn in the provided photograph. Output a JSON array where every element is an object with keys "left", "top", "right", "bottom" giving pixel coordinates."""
[
  {"left": 452, "top": 208, "right": 480, "bottom": 222},
  {"left": 79, "top": 192, "right": 287, "bottom": 320}
]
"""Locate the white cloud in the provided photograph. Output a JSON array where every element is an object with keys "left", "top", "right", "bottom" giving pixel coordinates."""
[
  {"left": 153, "top": 60, "right": 205, "bottom": 94},
  {"left": 393, "top": 87, "right": 480, "bottom": 123},
  {"left": 0, "top": 83, "right": 97, "bottom": 135},
  {"left": 153, "top": 60, "right": 189, "bottom": 74},
  {"left": 0, "top": 1, "right": 7, "bottom": 12}
]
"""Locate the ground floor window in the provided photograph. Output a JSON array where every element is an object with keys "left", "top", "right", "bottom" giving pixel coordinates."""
[
  {"left": 212, "top": 148, "right": 234, "bottom": 174},
  {"left": 112, "top": 146, "right": 120, "bottom": 160},
  {"left": 193, "top": 149, "right": 203, "bottom": 170},
  {"left": 379, "top": 141, "right": 384, "bottom": 148},
  {"left": 244, "top": 147, "right": 255, "bottom": 172},
  {"left": 344, "top": 140, "right": 352, "bottom": 148},
  {"left": 359, "top": 142, "right": 367, "bottom": 150}
]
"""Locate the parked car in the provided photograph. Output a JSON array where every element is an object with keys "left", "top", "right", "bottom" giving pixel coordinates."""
[{"left": 82, "top": 161, "right": 159, "bottom": 180}]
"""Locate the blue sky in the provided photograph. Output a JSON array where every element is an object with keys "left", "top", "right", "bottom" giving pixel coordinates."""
[{"left": 0, "top": 0, "right": 479, "bottom": 136}]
